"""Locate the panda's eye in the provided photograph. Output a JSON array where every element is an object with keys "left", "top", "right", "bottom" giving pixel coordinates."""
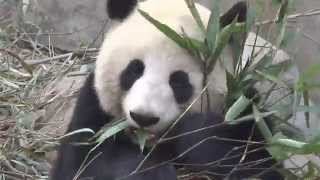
[
  {"left": 169, "top": 71, "right": 193, "bottom": 104},
  {"left": 120, "top": 59, "right": 145, "bottom": 91}
]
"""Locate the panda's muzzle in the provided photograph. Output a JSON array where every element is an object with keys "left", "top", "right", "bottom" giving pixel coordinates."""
[{"left": 129, "top": 111, "right": 159, "bottom": 127}]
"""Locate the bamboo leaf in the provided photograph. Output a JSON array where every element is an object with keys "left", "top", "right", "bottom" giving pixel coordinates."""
[
  {"left": 233, "top": 111, "right": 277, "bottom": 123},
  {"left": 255, "top": 70, "right": 288, "bottom": 88},
  {"left": 138, "top": 9, "right": 188, "bottom": 50},
  {"left": 206, "top": 0, "right": 220, "bottom": 51},
  {"left": 303, "top": 90, "right": 311, "bottom": 128},
  {"left": 277, "top": 0, "right": 289, "bottom": 23},
  {"left": 207, "top": 22, "right": 246, "bottom": 73},
  {"left": 309, "top": 131, "right": 320, "bottom": 144},
  {"left": 135, "top": 130, "right": 150, "bottom": 153},
  {"left": 270, "top": 132, "right": 320, "bottom": 156},
  {"left": 225, "top": 95, "right": 251, "bottom": 123},
  {"left": 267, "top": 132, "right": 291, "bottom": 160},
  {"left": 253, "top": 105, "right": 273, "bottom": 141},
  {"left": 292, "top": 89, "right": 301, "bottom": 120},
  {"left": 94, "top": 119, "right": 129, "bottom": 144},
  {"left": 184, "top": 0, "right": 206, "bottom": 34},
  {"left": 254, "top": 60, "right": 292, "bottom": 76},
  {"left": 297, "top": 105, "right": 320, "bottom": 113},
  {"left": 273, "top": 138, "right": 320, "bottom": 154},
  {"left": 300, "top": 63, "right": 320, "bottom": 81},
  {"left": 275, "top": 0, "right": 289, "bottom": 47},
  {"left": 58, "top": 128, "right": 95, "bottom": 140},
  {"left": 181, "top": 28, "right": 205, "bottom": 58},
  {"left": 246, "top": 5, "right": 256, "bottom": 33},
  {"left": 274, "top": 138, "right": 307, "bottom": 149},
  {"left": 296, "top": 63, "right": 320, "bottom": 91}
]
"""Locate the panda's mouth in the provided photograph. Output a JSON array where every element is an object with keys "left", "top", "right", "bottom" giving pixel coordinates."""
[
  {"left": 125, "top": 127, "right": 159, "bottom": 147},
  {"left": 126, "top": 126, "right": 154, "bottom": 134}
]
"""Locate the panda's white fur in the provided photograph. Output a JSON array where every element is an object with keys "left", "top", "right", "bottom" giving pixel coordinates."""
[
  {"left": 51, "top": 1, "right": 284, "bottom": 180},
  {"left": 95, "top": 0, "right": 229, "bottom": 132}
]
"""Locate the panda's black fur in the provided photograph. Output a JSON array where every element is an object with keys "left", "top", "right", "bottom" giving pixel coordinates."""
[
  {"left": 51, "top": 74, "right": 177, "bottom": 180},
  {"left": 50, "top": 0, "right": 284, "bottom": 179},
  {"left": 51, "top": 73, "right": 283, "bottom": 180}
]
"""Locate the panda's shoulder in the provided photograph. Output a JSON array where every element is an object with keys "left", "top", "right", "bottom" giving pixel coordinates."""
[{"left": 67, "top": 72, "right": 113, "bottom": 133}]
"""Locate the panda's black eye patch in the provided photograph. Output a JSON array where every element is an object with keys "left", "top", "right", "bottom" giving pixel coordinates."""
[
  {"left": 120, "top": 59, "right": 145, "bottom": 91},
  {"left": 169, "top": 71, "right": 194, "bottom": 104}
]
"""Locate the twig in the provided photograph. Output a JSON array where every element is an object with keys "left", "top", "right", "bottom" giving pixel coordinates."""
[
  {"left": 0, "top": 170, "right": 33, "bottom": 179},
  {"left": 256, "top": 9, "right": 320, "bottom": 26},
  {"left": 0, "top": 48, "right": 33, "bottom": 74},
  {"left": 131, "top": 86, "right": 209, "bottom": 175},
  {"left": 24, "top": 53, "right": 73, "bottom": 65}
]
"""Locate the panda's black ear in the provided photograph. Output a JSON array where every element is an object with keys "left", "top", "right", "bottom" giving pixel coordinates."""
[
  {"left": 107, "top": 0, "right": 138, "bottom": 20},
  {"left": 220, "top": 1, "right": 247, "bottom": 28}
]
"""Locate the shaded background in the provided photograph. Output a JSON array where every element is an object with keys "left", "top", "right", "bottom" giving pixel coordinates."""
[
  {"left": 0, "top": 0, "right": 319, "bottom": 129},
  {"left": 1, "top": 0, "right": 319, "bottom": 98}
]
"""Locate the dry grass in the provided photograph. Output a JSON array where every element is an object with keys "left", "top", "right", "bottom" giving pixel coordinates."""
[
  {"left": 0, "top": 23, "right": 99, "bottom": 179},
  {"left": 0, "top": 1, "right": 320, "bottom": 180}
]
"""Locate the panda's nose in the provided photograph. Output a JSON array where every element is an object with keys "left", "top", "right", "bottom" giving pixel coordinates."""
[{"left": 129, "top": 111, "right": 159, "bottom": 127}]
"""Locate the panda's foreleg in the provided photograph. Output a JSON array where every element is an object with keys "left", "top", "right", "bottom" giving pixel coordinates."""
[
  {"left": 170, "top": 112, "right": 283, "bottom": 180},
  {"left": 50, "top": 73, "right": 115, "bottom": 179}
]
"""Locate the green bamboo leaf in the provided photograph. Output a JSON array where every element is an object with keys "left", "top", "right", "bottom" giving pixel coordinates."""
[
  {"left": 225, "top": 95, "right": 251, "bottom": 123},
  {"left": 253, "top": 105, "right": 273, "bottom": 141},
  {"left": 309, "top": 130, "right": 320, "bottom": 144},
  {"left": 254, "top": 60, "right": 291, "bottom": 76},
  {"left": 270, "top": 133, "right": 320, "bottom": 155},
  {"left": 273, "top": 139, "right": 320, "bottom": 154},
  {"left": 302, "top": 143, "right": 320, "bottom": 154},
  {"left": 206, "top": 0, "right": 220, "bottom": 51},
  {"left": 250, "top": 55, "right": 273, "bottom": 72},
  {"left": 276, "top": 19, "right": 287, "bottom": 48},
  {"left": 296, "top": 63, "right": 320, "bottom": 91},
  {"left": 279, "top": 123, "right": 306, "bottom": 141},
  {"left": 226, "top": 70, "right": 237, "bottom": 92},
  {"left": 275, "top": 0, "right": 289, "bottom": 47},
  {"left": 303, "top": 90, "right": 311, "bottom": 128},
  {"left": 225, "top": 71, "right": 245, "bottom": 109},
  {"left": 300, "top": 63, "right": 320, "bottom": 81},
  {"left": 272, "top": 0, "right": 282, "bottom": 5},
  {"left": 292, "top": 89, "right": 301, "bottom": 120},
  {"left": 207, "top": 22, "right": 246, "bottom": 73},
  {"left": 181, "top": 29, "right": 204, "bottom": 58},
  {"left": 274, "top": 138, "right": 306, "bottom": 149},
  {"left": 138, "top": 9, "right": 188, "bottom": 50},
  {"left": 58, "top": 128, "right": 95, "bottom": 140},
  {"left": 267, "top": 132, "right": 291, "bottom": 160},
  {"left": 297, "top": 105, "right": 320, "bottom": 113},
  {"left": 184, "top": 0, "right": 206, "bottom": 34},
  {"left": 246, "top": 5, "right": 256, "bottom": 33},
  {"left": 135, "top": 129, "right": 150, "bottom": 153},
  {"left": 277, "top": 0, "right": 289, "bottom": 23},
  {"left": 94, "top": 119, "right": 129, "bottom": 144},
  {"left": 233, "top": 111, "right": 277, "bottom": 123},
  {"left": 266, "top": 61, "right": 292, "bottom": 75},
  {"left": 254, "top": 0, "right": 264, "bottom": 19},
  {"left": 255, "top": 70, "right": 288, "bottom": 88}
]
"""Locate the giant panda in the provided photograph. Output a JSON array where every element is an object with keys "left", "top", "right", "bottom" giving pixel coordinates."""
[{"left": 50, "top": 0, "right": 284, "bottom": 179}]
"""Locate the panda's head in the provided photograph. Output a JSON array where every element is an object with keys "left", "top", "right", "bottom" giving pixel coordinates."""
[{"left": 95, "top": 0, "right": 246, "bottom": 133}]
